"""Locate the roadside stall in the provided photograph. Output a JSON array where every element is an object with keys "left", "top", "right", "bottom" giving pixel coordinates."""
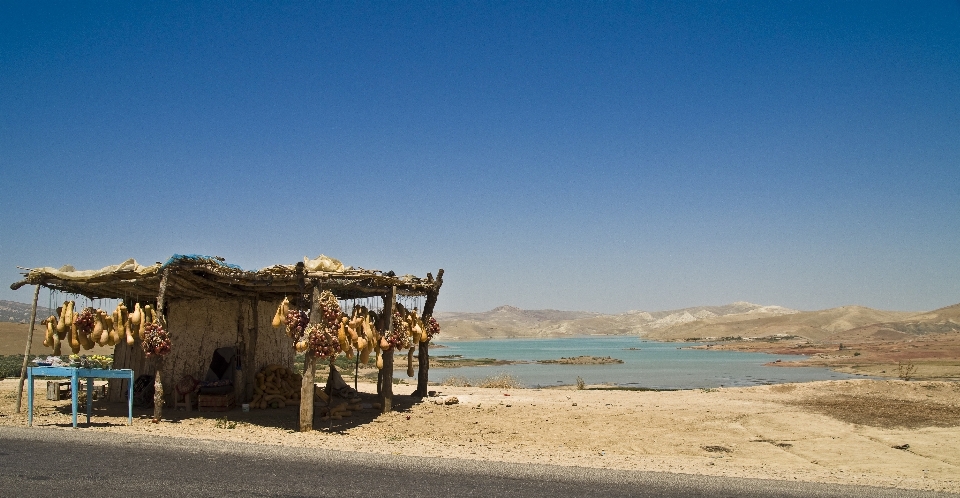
[{"left": 10, "top": 254, "right": 443, "bottom": 431}]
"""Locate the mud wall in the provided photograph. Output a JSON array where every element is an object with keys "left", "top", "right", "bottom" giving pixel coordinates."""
[{"left": 112, "top": 296, "right": 294, "bottom": 404}]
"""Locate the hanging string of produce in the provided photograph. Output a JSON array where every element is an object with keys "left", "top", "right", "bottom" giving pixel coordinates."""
[
  {"left": 305, "top": 290, "right": 342, "bottom": 360},
  {"left": 142, "top": 321, "right": 171, "bottom": 358}
]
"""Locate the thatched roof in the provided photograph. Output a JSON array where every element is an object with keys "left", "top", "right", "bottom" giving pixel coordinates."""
[{"left": 10, "top": 254, "right": 443, "bottom": 302}]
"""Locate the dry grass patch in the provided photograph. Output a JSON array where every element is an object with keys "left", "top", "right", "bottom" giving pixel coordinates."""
[
  {"left": 792, "top": 394, "right": 960, "bottom": 429},
  {"left": 439, "top": 372, "right": 523, "bottom": 389}
]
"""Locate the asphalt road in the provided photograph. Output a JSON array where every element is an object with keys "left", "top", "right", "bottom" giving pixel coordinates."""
[{"left": 0, "top": 426, "right": 955, "bottom": 498}]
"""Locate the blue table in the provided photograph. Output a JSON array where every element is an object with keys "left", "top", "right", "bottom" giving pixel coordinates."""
[{"left": 27, "top": 366, "right": 134, "bottom": 428}]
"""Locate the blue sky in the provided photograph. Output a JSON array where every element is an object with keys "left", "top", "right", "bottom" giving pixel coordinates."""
[{"left": 1, "top": 1, "right": 958, "bottom": 313}]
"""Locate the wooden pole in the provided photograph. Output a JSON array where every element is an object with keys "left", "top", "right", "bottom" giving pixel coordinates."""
[
  {"left": 380, "top": 286, "right": 396, "bottom": 413},
  {"left": 415, "top": 269, "right": 443, "bottom": 397},
  {"left": 15, "top": 285, "right": 41, "bottom": 413},
  {"left": 299, "top": 285, "right": 323, "bottom": 432},
  {"left": 153, "top": 269, "right": 170, "bottom": 422},
  {"left": 243, "top": 295, "right": 260, "bottom": 402}
]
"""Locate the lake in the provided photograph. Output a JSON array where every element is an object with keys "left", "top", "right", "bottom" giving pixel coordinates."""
[{"left": 426, "top": 336, "right": 865, "bottom": 389}]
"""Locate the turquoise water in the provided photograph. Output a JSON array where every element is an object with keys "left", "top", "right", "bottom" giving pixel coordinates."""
[{"left": 425, "top": 336, "right": 865, "bottom": 389}]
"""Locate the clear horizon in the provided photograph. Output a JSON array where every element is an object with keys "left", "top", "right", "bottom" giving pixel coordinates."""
[{"left": 2, "top": 2, "right": 958, "bottom": 314}]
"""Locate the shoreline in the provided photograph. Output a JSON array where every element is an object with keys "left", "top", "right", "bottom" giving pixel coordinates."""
[{"left": 436, "top": 333, "right": 960, "bottom": 383}]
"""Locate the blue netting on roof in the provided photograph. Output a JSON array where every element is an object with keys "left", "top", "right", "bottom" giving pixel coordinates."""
[{"left": 161, "top": 254, "right": 244, "bottom": 271}]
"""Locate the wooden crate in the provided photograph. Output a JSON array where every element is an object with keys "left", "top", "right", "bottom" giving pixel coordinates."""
[
  {"left": 197, "top": 392, "right": 235, "bottom": 412},
  {"left": 47, "top": 381, "right": 69, "bottom": 401}
]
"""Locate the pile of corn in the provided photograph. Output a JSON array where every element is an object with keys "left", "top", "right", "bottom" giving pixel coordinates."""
[{"left": 251, "top": 364, "right": 302, "bottom": 409}]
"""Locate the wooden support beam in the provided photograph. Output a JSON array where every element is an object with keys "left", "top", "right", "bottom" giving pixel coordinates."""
[
  {"left": 415, "top": 269, "right": 443, "bottom": 397},
  {"left": 380, "top": 286, "right": 396, "bottom": 413},
  {"left": 153, "top": 268, "right": 170, "bottom": 422},
  {"left": 14, "top": 284, "right": 40, "bottom": 413},
  {"left": 299, "top": 286, "right": 323, "bottom": 432},
  {"left": 244, "top": 295, "right": 260, "bottom": 403}
]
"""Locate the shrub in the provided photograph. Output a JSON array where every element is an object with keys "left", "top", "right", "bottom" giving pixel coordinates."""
[
  {"left": 576, "top": 376, "right": 585, "bottom": 390},
  {"left": 441, "top": 376, "right": 472, "bottom": 387},
  {"left": 441, "top": 373, "right": 524, "bottom": 389},
  {"left": 897, "top": 361, "right": 917, "bottom": 381},
  {"left": 477, "top": 373, "right": 522, "bottom": 389}
]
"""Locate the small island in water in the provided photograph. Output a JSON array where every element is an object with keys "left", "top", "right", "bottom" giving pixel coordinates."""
[{"left": 539, "top": 355, "right": 624, "bottom": 365}]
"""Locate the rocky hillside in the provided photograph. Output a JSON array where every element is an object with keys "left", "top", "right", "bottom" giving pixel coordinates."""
[
  {"left": 0, "top": 301, "right": 53, "bottom": 324},
  {"left": 645, "top": 305, "right": 915, "bottom": 342},
  {"left": 435, "top": 302, "right": 800, "bottom": 339},
  {"left": 435, "top": 300, "right": 960, "bottom": 343}
]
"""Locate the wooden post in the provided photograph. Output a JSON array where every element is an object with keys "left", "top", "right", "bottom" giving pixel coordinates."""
[
  {"left": 243, "top": 295, "right": 260, "bottom": 402},
  {"left": 299, "top": 286, "right": 323, "bottom": 432},
  {"left": 15, "top": 285, "right": 41, "bottom": 413},
  {"left": 414, "top": 269, "right": 443, "bottom": 397},
  {"left": 153, "top": 268, "right": 170, "bottom": 422},
  {"left": 380, "top": 286, "right": 396, "bottom": 413},
  {"left": 415, "top": 341, "right": 429, "bottom": 398}
]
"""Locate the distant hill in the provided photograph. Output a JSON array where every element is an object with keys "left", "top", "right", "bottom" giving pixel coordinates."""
[
  {"left": 435, "top": 301, "right": 960, "bottom": 342},
  {"left": 435, "top": 302, "right": 801, "bottom": 339},
  {"left": 0, "top": 300, "right": 54, "bottom": 324},
  {"left": 646, "top": 305, "right": 916, "bottom": 342},
  {"left": 831, "top": 302, "right": 960, "bottom": 342}
]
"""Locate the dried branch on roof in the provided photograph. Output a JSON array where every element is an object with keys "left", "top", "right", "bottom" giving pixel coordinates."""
[{"left": 10, "top": 254, "right": 442, "bottom": 302}]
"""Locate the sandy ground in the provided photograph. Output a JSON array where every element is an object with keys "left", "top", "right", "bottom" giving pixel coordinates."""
[{"left": 1, "top": 377, "right": 958, "bottom": 494}]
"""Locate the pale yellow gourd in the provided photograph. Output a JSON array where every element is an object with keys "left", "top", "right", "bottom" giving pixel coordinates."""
[
  {"left": 51, "top": 321, "right": 62, "bottom": 355},
  {"left": 92, "top": 312, "right": 105, "bottom": 346},
  {"left": 337, "top": 317, "right": 349, "bottom": 351},
  {"left": 65, "top": 301, "right": 75, "bottom": 327},
  {"left": 358, "top": 340, "right": 372, "bottom": 364},
  {"left": 77, "top": 312, "right": 94, "bottom": 350},
  {"left": 56, "top": 305, "right": 67, "bottom": 333},
  {"left": 272, "top": 297, "right": 288, "bottom": 328},
  {"left": 143, "top": 304, "right": 155, "bottom": 324},
  {"left": 130, "top": 303, "right": 142, "bottom": 327},
  {"left": 69, "top": 322, "right": 80, "bottom": 354},
  {"left": 410, "top": 309, "right": 426, "bottom": 343},
  {"left": 107, "top": 312, "right": 119, "bottom": 345},
  {"left": 42, "top": 317, "right": 53, "bottom": 347}
]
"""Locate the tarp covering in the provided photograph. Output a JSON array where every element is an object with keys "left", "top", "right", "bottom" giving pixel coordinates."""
[
  {"left": 303, "top": 254, "right": 346, "bottom": 273},
  {"left": 163, "top": 254, "right": 244, "bottom": 271},
  {"left": 25, "top": 258, "right": 160, "bottom": 282}
]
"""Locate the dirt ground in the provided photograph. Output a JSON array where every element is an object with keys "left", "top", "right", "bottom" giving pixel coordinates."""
[{"left": 2, "top": 377, "right": 958, "bottom": 494}]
